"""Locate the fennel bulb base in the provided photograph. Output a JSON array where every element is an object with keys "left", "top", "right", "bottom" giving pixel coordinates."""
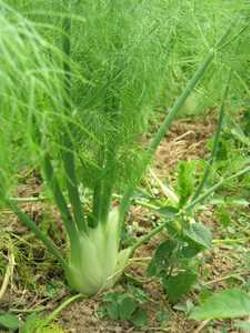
[{"left": 65, "top": 208, "right": 131, "bottom": 295}]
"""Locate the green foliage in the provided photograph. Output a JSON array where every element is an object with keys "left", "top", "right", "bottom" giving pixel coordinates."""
[
  {"left": 157, "top": 206, "right": 179, "bottom": 218},
  {"left": 3, "top": 0, "right": 172, "bottom": 193},
  {"left": 147, "top": 240, "right": 177, "bottom": 278},
  {"left": 163, "top": 270, "right": 198, "bottom": 303},
  {"left": 0, "top": 2, "right": 249, "bottom": 333},
  {"left": 156, "top": 309, "right": 170, "bottom": 325},
  {"left": 0, "top": 304, "right": 65, "bottom": 332},
  {"left": 69, "top": 1, "right": 171, "bottom": 189},
  {"left": 160, "top": 0, "right": 249, "bottom": 115},
  {"left": 20, "top": 313, "right": 65, "bottom": 333},
  {"left": 190, "top": 289, "right": 250, "bottom": 320},
  {"left": 184, "top": 223, "right": 212, "bottom": 250},
  {"left": 146, "top": 220, "right": 211, "bottom": 302},
  {"left": 1, "top": 0, "right": 231, "bottom": 295},
  {"left": 0, "top": 0, "right": 175, "bottom": 294},
  {"left": 234, "top": 321, "right": 250, "bottom": 332},
  {"left": 0, "top": 1, "right": 63, "bottom": 194},
  {"left": 100, "top": 291, "right": 148, "bottom": 327},
  {"left": 0, "top": 0, "right": 248, "bottom": 298},
  {"left": 138, "top": 102, "right": 248, "bottom": 306},
  {"left": 0, "top": 313, "right": 20, "bottom": 330},
  {"left": 215, "top": 205, "right": 232, "bottom": 227},
  {"left": 176, "top": 161, "right": 196, "bottom": 208},
  {"left": 130, "top": 308, "right": 148, "bottom": 328}
]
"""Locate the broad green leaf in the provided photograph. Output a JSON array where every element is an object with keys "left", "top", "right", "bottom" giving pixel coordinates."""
[
  {"left": 184, "top": 223, "right": 212, "bottom": 249},
  {"left": 163, "top": 270, "right": 197, "bottom": 303},
  {"left": 234, "top": 321, "right": 250, "bottom": 332},
  {"left": 128, "top": 285, "right": 148, "bottom": 304},
  {"left": 131, "top": 308, "right": 148, "bottom": 327},
  {"left": 157, "top": 206, "right": 179, "bottom": 217},
  {"left": 176, "top": 161, "right": 196, "bottom": 207},
  {"left": 0, "top": 313, "right": 20, "bottom": 330},
  {"left": 106, "top": 302, "right": 120, "bottom": 320},
  {"left": 118, "top": 295, "right": 138, "bottom": 320},
  {"left": 147, "top": 240, "right": 177, "bottom": 277},
  {"left": 102, "top": 293, "right": 120, "bottom": 321},
  {"left": 180, "top": 243, "right": 203, "bottom": 258},
  {"left": 103, "top": 292, "right": 120, "bottom": 303},
  {"left": 156, "top": 309, "right": 170, "bottom": 324},
  {"left": 102, "top": 292, "right": 138, "bottom": 321},
  {"left": 190, "top": 289, "right": 250, "bottom": 320}
]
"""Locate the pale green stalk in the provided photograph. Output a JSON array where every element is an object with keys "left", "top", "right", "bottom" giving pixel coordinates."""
[
  {"left": 60, "top": 1, "right": 86, "bottom": 233},
  {"left": 191, "top": 69, "right": 232, "bottom": 201}
]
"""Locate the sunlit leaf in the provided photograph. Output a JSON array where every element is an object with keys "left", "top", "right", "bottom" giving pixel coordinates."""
[
  {"left": 0, "top": 313, "right": 20, "bottom": 330},
  {"left": 184, "top": 223, "right": 212, "bottom": 249},
  {"left": 190, "top": 289, "right": 250, "bottom": 320}
]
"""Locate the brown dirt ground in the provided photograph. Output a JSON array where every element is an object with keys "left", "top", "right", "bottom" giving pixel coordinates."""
[
  {"left": 154, "top": 115, "right": 216, "bottom": 177},
  {"left": 0, "top": 116, "right": 249, "bottom": 333}
]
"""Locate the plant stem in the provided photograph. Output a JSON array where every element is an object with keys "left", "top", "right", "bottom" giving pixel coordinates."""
[
  {"left": 38, "top": 294, "right": 84, "bottom": 328},
  {"left": 100, "top": 144, "right": 117, "bottom": 225},
  {"left": 212, "top": 238, "right": 248, "bottom": 245},
  {"left": 10, "top": 197, "right": 44, "bottom": 202},
  {"left": 62, "top": 142, "right": 86, "bottom": 233},
  {"left": 91, "top": 183, "right": 102, "bottom": 227},
  {"left": 148, "top": 50, "right": 214, "bottom": 155},
  {"left": 186, "top": 165, "right": 250, "bottom": 211},
  {"left": 61, "top": 0, "right": 86, "bottom": 232},
  {"left": 43, "top": 153, "right": 79, "bottom": 251},
  {"left": 150, "top": 168, "right": 179, "bottom": 203},
  {"left": 62, "top": 1, "right": 71, "bottom": 98},
  {"left": 91, "top": 148, "right": 105, "bottom": 227},
  {"left": 191, "top": 69, "right": 232, "bottom": 201},
  {"left": 118, "top": 186, "right": 134, "bottom": 228},
  {"left": 130, "top": 220, "right": 170, "bottom": 255}
]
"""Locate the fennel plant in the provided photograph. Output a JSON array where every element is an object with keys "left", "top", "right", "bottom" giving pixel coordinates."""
[{"left": 0, "top": 0, "right": 247, "bottom": 295}]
